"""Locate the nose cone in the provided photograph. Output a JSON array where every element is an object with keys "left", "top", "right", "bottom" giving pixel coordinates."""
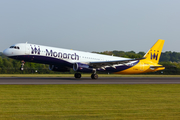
[{"left": 3, "top": 48, "right": 11, "bottom": 56}]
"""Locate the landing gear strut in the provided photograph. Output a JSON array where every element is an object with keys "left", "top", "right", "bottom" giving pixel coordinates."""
[
  {"left": 20, "top": 60, "right": 25, "bottom": 71},
  {"left": 74, "top": 73, "right": 81, "bottom": 78}
]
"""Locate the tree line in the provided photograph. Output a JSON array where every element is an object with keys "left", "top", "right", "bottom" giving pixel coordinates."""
[{"left": 0, "top": 51, "right": 180, "bottom": 74}]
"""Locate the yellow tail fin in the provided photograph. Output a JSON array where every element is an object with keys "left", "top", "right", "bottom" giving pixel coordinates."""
[{"left": 144, "top": 39, "right": 165, "bottom": 63}]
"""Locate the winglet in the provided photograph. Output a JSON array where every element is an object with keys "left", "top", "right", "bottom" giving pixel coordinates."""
[{"left": 143, "top": 39, "right": 165, "bottom": 63}]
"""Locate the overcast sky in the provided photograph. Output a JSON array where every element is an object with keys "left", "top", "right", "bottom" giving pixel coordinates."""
[{"left": 0, "top": 0, "right": 180, "bottom": 53}]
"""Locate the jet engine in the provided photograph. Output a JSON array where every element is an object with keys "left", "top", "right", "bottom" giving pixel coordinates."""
[
  {"left": 49, "top": 65, "right": 70, "bottom": 72},
  {"left": 73, "top": 63, "right": 93, "bottom": 73}
]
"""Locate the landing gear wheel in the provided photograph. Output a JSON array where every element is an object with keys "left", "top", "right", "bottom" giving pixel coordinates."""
[
  {"left": 91, "top": 74, "right": 98, "bottom": 79},
  {"left": 74, "top": 73, "right": 81, "bottom": 79},
  {"left": 20, "top": 67, "right": 24, "bottom": 71}
]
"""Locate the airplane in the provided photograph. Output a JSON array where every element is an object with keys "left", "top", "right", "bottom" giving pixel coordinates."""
[{"left": 3, "top": 39, "right": 165, "bottom": 79}]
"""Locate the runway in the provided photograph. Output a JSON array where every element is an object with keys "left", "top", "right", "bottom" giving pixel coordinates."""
[{"left": 0, "top": 77, "right": 180, "bottom": 84}]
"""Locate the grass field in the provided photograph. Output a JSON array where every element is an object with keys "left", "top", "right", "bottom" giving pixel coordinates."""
[
  {"left": 1, "top": 74, "right": 180, "bottom": 77},
  {"left": 0, "top": 84, "right": 180, "bottom": 120}
]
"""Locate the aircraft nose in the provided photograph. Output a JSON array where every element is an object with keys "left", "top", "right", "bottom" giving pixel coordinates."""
[{"left": 3, "top": 48, "right": 11, "bottom": 56}]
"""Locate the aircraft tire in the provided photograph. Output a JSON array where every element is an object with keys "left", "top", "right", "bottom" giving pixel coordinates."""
[
  {"left": 74, "top": 73, "right": 81, "bottom": 78},
  {"left": 20, "top": 67, "right": 24, "bottom": 71},
  {"left": 91, "top": 74, "right": 98, "bottom": 79}
]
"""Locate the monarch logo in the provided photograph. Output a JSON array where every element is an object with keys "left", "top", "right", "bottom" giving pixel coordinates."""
[
  {"left": 46, "top": 49, "right": 79, "bottom": 60},
  {"left": 31, "top": 45, "right": 40, "bottom": 55},
  {"left": 151, "top": 53, "right": 158, "bottom": 60}
]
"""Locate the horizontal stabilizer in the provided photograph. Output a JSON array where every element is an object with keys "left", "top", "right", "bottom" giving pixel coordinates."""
[{"left": 150, "top": 66, "right": 165, "bottom": 68}]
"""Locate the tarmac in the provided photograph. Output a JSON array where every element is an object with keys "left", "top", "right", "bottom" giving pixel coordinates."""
[{"left": 0, "top": 77, "right": 180, "bottom": 84}]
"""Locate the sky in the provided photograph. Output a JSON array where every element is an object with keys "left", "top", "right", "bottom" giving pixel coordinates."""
[{"left": 0, "top": 0, "right": 180, "bottom": 53}]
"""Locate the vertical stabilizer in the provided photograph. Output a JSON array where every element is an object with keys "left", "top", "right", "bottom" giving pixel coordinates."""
[{"left": 144, "top": 39, "right": 165, "bottom": 63}]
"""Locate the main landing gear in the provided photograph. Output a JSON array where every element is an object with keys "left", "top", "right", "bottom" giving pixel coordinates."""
[
  {"left": 74, "top": 73, "right": 81, "bottom": 78},
  {"left": 20, "top": 60, "right": 25, "bottom": 71},
  {"left": 91, "top": 70, "right": 98, "bottom": 79},
  {"left": 74, "top": 73, "right": 98, "bottom": 79},
  {"left": 91, "top": 73, "right": 98, "bottom": 79}
]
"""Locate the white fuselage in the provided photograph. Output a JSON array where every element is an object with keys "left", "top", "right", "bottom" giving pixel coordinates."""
[
  {"left": 3, "top": 43, "right": 130, "bottom": 64},
  {"left": 3, "top": 42, "right": 135, "bottom": 73}
]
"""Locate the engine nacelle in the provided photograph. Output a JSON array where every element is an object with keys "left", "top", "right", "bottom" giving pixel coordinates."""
[
  {"left": 49, "top": 65, "right": 70, "bottom": 72},
  {"left": 73, "top": 63, "right": 93, "bottom": 73}
]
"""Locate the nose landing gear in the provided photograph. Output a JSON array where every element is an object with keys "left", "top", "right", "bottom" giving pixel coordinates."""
[{"left": 20, "top": 60, "right": 25, "bottom": 71}]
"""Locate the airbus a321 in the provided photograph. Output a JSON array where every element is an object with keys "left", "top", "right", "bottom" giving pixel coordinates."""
[{"left": 3, "top": 39, "right": 165, "bottom": 79}]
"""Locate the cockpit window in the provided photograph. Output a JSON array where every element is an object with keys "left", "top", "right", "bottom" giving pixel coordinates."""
[{"left": 9, "top": 46, "right": 20, "bottom": 49}]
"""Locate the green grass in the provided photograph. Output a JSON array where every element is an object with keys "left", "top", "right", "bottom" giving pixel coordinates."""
[
  {"left": 0, "top": 74, "right": 180, "bottom": 77},
  {"left": 0, "top": 84, "right": 180, "bottom": 120}
]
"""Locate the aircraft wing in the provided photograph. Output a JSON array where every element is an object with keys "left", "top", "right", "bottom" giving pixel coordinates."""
[{"left": 89, "top": 58, "right": 145, "bottom": 68}]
